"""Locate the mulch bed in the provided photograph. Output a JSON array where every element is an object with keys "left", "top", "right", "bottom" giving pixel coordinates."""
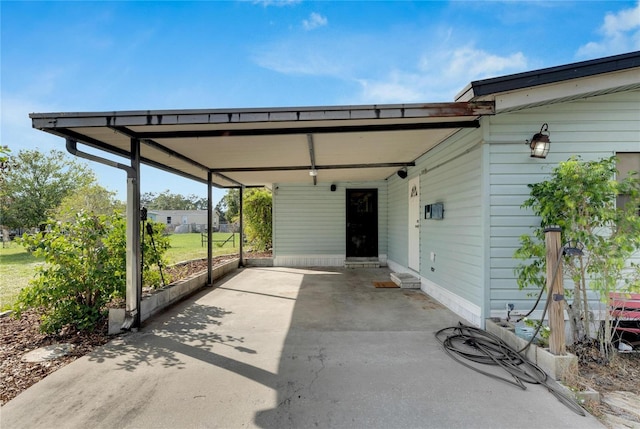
[{"left": 0, "top": 310, "right": 110, "bottom": 405}]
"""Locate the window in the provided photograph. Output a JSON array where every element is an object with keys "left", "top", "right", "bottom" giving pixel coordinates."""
[
  {"left": 167, "top": 216, "right": 172, "bottom": 225},
  {"left": 616, "top": 152, "right": 640, "bottom": 212}
]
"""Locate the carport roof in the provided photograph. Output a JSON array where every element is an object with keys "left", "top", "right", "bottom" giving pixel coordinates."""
[{"left": 30, "top": 101, "right": 494, "bottom": 188}]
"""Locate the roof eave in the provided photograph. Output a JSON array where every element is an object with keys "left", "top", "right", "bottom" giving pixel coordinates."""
[{"left": 455, "top": 50, "right": 640, "bottom": 101}]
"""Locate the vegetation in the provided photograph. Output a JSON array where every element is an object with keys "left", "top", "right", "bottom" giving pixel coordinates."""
[
  {"left": 216, "top": 188, "right": 240, "bottom": 223},
  {"left": 243, "top": 189, "right": 272, "bottom": 251},
  {"left": 0, "top": 145, "right": 14, "bottom": 183},
  {"left": 1, "top": 147, "right": 266, "bottom": 333},
  {"left": 14, "top": 212, "right": 169, "bottom": 333},
  {"left": 166, "top": 232, "right": 239, "bottom": 264},
  {"left": 216, "top": 188, "right": 272, "bottom": 251},
  {"left": 141, "top": 189, "right": 208, "bottom": 210},
  {"left": 1, "top": 232, "right": 240, "bottom": 312},
  {"left": 0, "top": 149, "right": 95, "bottom": 230},
  {"left": 0, "top": 245, "right": 43, "bottom": 310},
  {"left": 514, "top": 156, "right": 640, "bottom": 359},
  {"left": 53, "top": 183, "right": 125, "bottom": 222}
]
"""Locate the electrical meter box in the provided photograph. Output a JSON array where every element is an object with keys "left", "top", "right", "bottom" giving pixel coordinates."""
[{"left": 425, "top": 203, "right": 444, "bottom": 220}]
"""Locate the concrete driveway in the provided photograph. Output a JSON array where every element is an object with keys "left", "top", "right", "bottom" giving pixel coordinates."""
[{"left": 1, "top": 267, "right": 603, "bottom": 428}]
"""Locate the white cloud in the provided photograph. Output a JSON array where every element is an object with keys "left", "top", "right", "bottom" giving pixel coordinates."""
[
  {"left": 577, "top": 1, "right": 640, "bottom": 58},
  {"left": 253, "top": 26, "right": 529, "bottom": 104},
  {"left": 355, "top": 47, "right": 528, "bottom": 104},
  {"left": 252, "top": 37, "right": 352, "bottom": 77},
  {"left": 254, "top": 49, "right": 345, "bottom": 76},
  {"left": 252, "top": 0, "right": 301, "bottom": 7},
  {"left": 302, "top": 12, "right": 328, "bottom": 31},
  {"left": 446, "top": 47, "right": 527, "bottom": 80},
  {"left": 356, "top": 72, "right": 425, "bottom": 103}
]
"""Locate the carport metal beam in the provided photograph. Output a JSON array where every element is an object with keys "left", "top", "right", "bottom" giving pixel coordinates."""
[
  {"left": 127, "top": 119, "right": 481, "bottom": 140},
  {"left": 109, "top": 125, "right": 243, "bottom": 187},
  {"left": 55, "top": 127, "right": 213, "bottom": 186},
  {"left": 211, "top": 162, "right": 416, "bottom": 173}
]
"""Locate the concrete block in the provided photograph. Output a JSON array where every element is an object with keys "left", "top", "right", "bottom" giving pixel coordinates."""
[
  {"left": 109, "top": 259, "right": 239, "bottom": 328},
  {"left": 245, "top": 258, "right": 273, "bottom": 267},
  {"left": 390, "top": 272, "right": 421, "bottom": 289},
  {"left": 485, "top": 319, "right": 577, "bottom": 380},
  {"left": 108, "top": 308, "right": 125, "bottom": 335}
]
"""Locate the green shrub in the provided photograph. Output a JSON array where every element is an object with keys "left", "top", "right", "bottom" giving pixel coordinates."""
[
  {"left": 243, "top": 189, "right": 272, "bottom": 251},
  {"left": 514, "top": 156, "right": 640, "bottom": 358},
  {"left": 15, "top": 212, "right": 170, "bottom": 333}
]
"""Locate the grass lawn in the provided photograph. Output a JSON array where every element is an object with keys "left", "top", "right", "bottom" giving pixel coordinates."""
[
  {"left": 166, "top": 232, "right": 239, "bottom": 264},
  {"left": 0, "top": 244, "right": 44, "bottom": 311}
]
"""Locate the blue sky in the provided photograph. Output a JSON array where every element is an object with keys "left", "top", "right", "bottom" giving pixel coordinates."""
[{"left": 2, "top": 1, "right": 639, "bottom": 205}]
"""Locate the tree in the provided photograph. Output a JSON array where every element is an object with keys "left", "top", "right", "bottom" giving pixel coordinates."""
[
  {"left": 141, "top": 190, "right": 207, "bottom": 210},
  {"left": 0, "top": 145, "right": 14, "bottom": 184},
  {"left": 243, "top": 188, "right": 272, "bottom": 251},
  {"left": 514, "top": 156, "right": 640, "bottom": 359},
  {"left": 0, "top": 149, "right": 95, "bottom": 230},
  {"left": 52, "top": 183, "right": 125, "bottom": 222},
  {"left": 218, "top": 189, "right": 240, "bottom": 223},
  {"left": 215, "top": 200, "right": 227, "bottom": 223}
]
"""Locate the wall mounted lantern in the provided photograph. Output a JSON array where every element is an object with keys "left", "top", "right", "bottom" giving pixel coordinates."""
[{"left": 526, "top": 123, "right": 550, "bottom": 159}]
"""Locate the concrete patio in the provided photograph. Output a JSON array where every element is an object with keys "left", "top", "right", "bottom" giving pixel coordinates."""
[{"left": 1, "top": 267, "right": 604, "bottom": 428}]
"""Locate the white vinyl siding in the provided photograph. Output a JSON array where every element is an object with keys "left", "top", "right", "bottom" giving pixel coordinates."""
[
  {"left": 414, "top": 128, "right": 485, "bottom": 308},
  {"left": 272, "top": 181, "right": 388, "bottom": 265},
  {"left": 385, "top": 127, "right": 486, "bottom": 325},
  {"left": 487, "top": 89, "right": 640, "bottom": 316},
  {"left": 386, "top": 174, "right": 408, "bottom": 267}
]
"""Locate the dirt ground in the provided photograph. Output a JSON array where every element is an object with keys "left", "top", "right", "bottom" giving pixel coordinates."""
[{"left": 2, "top": 256, "right": 638, "bottom": 423}]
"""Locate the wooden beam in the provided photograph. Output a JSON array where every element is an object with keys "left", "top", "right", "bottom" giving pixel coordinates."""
[{"left": 545, "top": 227, "right": 566, "bottom": 355}]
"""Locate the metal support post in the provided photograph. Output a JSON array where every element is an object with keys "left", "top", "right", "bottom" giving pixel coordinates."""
[
  {"left": 207, "top": 171, "right": 213, "bottom": 286},
  {"left": 124, "top": 138, "right": 142, "bottom": 329},
  {"left": 239, "top": 187, "right": 244, "bottom": 267}
]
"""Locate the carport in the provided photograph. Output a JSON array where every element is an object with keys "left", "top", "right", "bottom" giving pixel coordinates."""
[{"left": 29, "top": 101, "right": 494, "bottom": 329}]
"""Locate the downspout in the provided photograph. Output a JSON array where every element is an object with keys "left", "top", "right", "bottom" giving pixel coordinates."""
[
  {"left": 66, "top": 138, "right": 141, "bottom": 330},
  {"left": 307, "top": 134, "right": 317, "bottom": 186},
  {"left": 66, "top": 139, "right": 135, "bottom": 177}
]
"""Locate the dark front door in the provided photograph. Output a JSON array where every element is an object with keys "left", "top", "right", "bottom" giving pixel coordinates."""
[{"left": 346, "top": 189, "right": 378, "bottom": 257}]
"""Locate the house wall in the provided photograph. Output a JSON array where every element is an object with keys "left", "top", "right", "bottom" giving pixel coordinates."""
[
  {"left": 272, "top": 181, "right": 388, "bottom": 266},
  {"left": 386, "top": 172, "right": 409, "bottom": 267},
  {"left": 269, "top": 89, "right": 639, "bottom": 328},
  {"left": 387, "top": 128, "right": 485, "bottom": 326},
  {"left": 148, "top": 210, "right": 219, "bottom": 232},
  {"left": 486, "top": 89, "right": 640, "bottom": 319}
]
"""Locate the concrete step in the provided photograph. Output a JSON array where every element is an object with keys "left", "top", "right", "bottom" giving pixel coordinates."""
[
  {"left": 344, "top": 258, "right": 380, "bottom": 268},
  {"left": 390, "top": 272, "right": 421, "bottom": 289}
]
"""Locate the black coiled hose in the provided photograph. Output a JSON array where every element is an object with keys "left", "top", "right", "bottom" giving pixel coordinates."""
[{"left": 435, "top": 323, "right": 585, "bottom": 416}]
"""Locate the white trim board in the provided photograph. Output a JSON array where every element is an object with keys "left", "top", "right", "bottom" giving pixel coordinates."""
[{"left": 388, "top": 259, "right": 482, "bottom": 327}]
